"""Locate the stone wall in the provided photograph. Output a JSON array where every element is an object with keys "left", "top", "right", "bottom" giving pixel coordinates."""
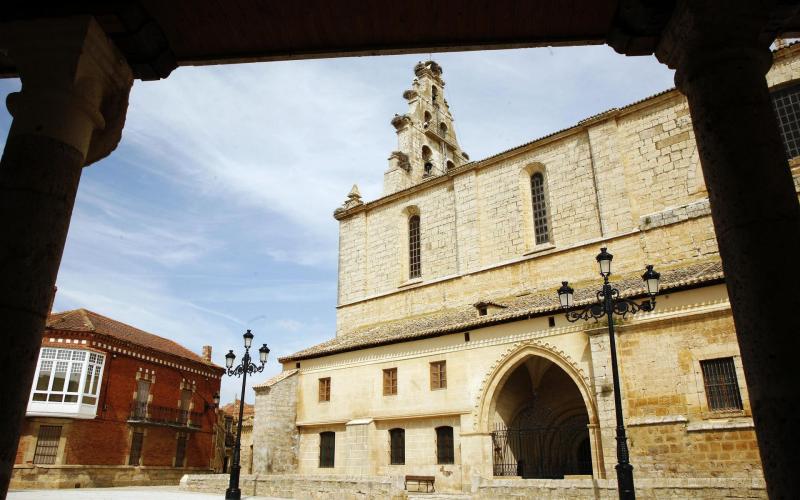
[
  {"left": 11, "top": 464, "right": 210, "bottom": 489},
  {"left": 474, "top": 477, "right": 766, "bottom": 499},
  {"left": 181, "top": 473, "right": 766, "bottom": 499},
  {"left": 332, "top": 45, "right": 800, "bottom": 336},
  {"left": 252, "top": 370, "right": 299, "bottom": 474},
  {"left": 181, "top": 472, "right": 405, "bottom": 500}
]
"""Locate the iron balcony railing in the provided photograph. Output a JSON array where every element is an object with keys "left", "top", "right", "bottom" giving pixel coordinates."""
[{"left": 129, "top": 402, "right": 202, "bottom": 429}]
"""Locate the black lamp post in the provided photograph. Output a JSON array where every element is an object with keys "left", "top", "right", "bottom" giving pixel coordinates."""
[
  {"left": 557, "top": 247, "right": 660, "bottom": 500},
  {"left": 223, "top": 329, "right": 270, "bottom": 500}
]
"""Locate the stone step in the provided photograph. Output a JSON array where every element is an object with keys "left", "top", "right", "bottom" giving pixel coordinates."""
[{"left": 406, "top": 494, "right": 472, "bottom": 500}]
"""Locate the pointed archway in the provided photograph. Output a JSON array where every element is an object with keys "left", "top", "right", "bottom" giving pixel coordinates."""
[{"left": 475, "top": 341, "right": 604, "bottom": 479}]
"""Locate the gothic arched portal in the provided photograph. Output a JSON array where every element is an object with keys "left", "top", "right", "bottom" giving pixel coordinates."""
[{"left": 476, "top": 343, "right": 602, "bottom": 479}]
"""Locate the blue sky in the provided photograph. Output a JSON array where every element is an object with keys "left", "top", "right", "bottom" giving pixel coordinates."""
[{"left": 0, "top": 46, "right": 675, "bottom": 403}]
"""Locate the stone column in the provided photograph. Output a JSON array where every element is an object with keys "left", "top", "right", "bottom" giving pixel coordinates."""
[
  {"left": 656, "top": 2, "right": 800, "bottom": 497},
  {"left": 0, "top": 16, "right": 132, "bottom": 495}
]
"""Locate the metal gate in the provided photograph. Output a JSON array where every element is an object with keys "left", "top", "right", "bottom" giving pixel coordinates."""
[{"left": 491, "top": 403, "right": 592, "bottom": 479}]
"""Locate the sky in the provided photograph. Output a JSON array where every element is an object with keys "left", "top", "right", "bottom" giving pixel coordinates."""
[{"left": 0, "top": 46, "right": 675, "bottom": 403}]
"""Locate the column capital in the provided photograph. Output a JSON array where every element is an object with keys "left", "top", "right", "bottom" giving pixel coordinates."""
[
  {"left": 1, "top": 15, "right": 133, "bottom": 165},
  {"left": 655, "top": 0, "right": 777, "bottom": 91}
]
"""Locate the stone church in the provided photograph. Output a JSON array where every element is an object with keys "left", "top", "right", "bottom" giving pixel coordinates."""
[{"left": 188, "top": 45, "right": 800, "bottom": 498}]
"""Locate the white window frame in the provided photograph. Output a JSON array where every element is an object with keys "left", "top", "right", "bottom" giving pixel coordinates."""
[{"left": 27, "top": 347, "right": 106, "bottom": 419}]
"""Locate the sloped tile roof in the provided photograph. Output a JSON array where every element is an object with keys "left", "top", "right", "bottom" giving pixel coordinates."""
[
  {"left": 221, "top": 399, "right": 254, "bottom": 418},
  {"left": 279, "top": 260, "right": 724, "bottom": 363},
  {"left": 47, "top": 308, "right": 217, "bottom": 367},
  {"left": 253, "top": 368, "right": 299, "bottom": 389}
]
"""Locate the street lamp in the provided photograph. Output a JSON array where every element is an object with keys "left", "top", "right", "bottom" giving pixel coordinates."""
[
  {"left": 223, "top": 330, "right": 270, "bottom": 500},
  {"left": 557, "top": 247, "right": 660, "bottom": 500},
  {"left": 204, "top": 392, "right": 221, "bottom": 412}
]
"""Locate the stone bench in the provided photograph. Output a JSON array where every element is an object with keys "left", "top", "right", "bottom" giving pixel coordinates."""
[{"left": 405, "top": 474, "right": 435, "bottom": 493}]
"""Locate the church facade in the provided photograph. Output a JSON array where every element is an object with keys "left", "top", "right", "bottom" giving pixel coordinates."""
[{"left": 232, "top": 46, "right": 800, "bottom": 498}]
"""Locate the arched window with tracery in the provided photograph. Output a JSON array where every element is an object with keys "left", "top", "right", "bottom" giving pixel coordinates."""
[
  {"left": 530, "top": 172, "right": 550, "bottom": 245},
  {"left": 409, "top": 215, "right": 421, "bottom": 279}
]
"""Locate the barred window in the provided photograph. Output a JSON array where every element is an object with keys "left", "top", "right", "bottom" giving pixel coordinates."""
[
  {"left": 701, "top": 357, "right": 744, "bottom": 412},
  {"left": 531, "top": 173, "right": 550, "bottom": 245},
  {"left": 389, "top": 428, "right": 405, "bottom": 465},
  {"left": 318, "top": 377, "right": 331, "bottom": 402},
  {"left": 33, "top": 425, "right": 61, "bottom": 465},
  {"left": 319, "top": 432, "right": 335, "bottom": 468},
  {"left": 409, "top": 215, "right": 421, "bottom": 279},
  {"left": 771, "top": 83, "right": 800, "bottom": 159},
  {"left": 383, "top": 368, "right": 398, "bottom": 396},
  {"left": 175, "top": 433, "right": 188, "bottom": 467},
  {"left": 129, "top": 431, "right": 144, "bottom": 465},
  {"left": 430, "top": 361, "right": 447, "bottom": 390},
  {"left": 436, "top": 426, "right": 454, "bottom": 464}
]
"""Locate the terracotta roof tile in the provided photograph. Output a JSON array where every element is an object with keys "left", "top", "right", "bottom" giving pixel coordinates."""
[
  {"left": 253, "top": 369, "right": 299, "bottom": 389},
  {"left": 279, "top": 260, "right": 724, "bottom": 363},
  {"left": 221, "top": 400, "right": 254, "bottom": 418},
  {"left": 47, "top": 308, "right": 217, "bottom": 367}
]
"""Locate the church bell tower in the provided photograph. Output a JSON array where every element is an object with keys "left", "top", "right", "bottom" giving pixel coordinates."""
[{"left": 384, "top": 60, "right": 469, "bottom": 195}]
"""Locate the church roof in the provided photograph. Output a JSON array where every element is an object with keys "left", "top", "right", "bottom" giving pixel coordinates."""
[
  {"left": 47, "top": 308, "right": 219, "bottom": 368},
  {"left": 279, "top": 259, "right": 724, "bottom": 362}
]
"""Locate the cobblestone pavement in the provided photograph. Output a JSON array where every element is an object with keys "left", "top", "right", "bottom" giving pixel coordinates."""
[{"left": 8, "top": 486, "right": 291, "bottom": 500}]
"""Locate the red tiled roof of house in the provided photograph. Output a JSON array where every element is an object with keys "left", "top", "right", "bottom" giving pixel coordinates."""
[
  {"left": 221, "top": 399, "right": 254, "bottom": 418},
  {"left": 47, "top": 308, "right": 217, "bottom": 367}
]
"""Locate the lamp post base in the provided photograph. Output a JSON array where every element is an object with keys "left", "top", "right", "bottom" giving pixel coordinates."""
[
  {"left": 615, "top": 462, "right": 635, "bottom": 500},
  {"left": 225, "top": 464, "right": 242, "bottom": 500}
]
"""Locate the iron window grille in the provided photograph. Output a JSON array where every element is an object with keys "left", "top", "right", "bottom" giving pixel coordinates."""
[
  {"left": 430, "top": 361, "right": 447, "bottom": 390},
  {"left": 383, "top": 368, "right": 398, "bottom": 396},
  {"left": 409, "top": 215, "right": 421, "bottom": 279},
  {"left": 128, "top": 431, "right": 144, "bottom": 465},
  {"left": 319, "top": 431, "right": 335, "bottom": 468},
  {"left": 33, "top": 425, "right": 61, "bottom": 465},
  {"left": 436, "top": 426, "right": 454, "bottom": 464},
  {"left": 389, "top": 428, "right": 405, "bottom": 465},
  {"left": 771, "top": 83, "right": 800, "bottom": 159},
  {"left": 318, "top": 377, "right": 331, "bottom": 402},
  {"left": 531, "top": 173, "right": 550, "bottom": 245},
  {"left": 700, "top": 357, "right": 744, "bottom": 412}
]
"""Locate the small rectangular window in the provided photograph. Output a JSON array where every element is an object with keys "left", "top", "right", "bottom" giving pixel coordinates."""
[
  {"left": 430, "top": 361, "right": 447, "bottom": 390},
  {"left": 33, "top": 425, "right": 62, "bottom": 465},
  {"left": 319, "top": 377, "right": 331, "bottom": 402},
  {"left": 389, "top": 428, "right": 405, "bottom": 465},
  {"left": 129, "top": 431, "right": 144, "bottom": 466},
  {"left": 383, "top": 368, "right": 398, "bottom": 396},
  {"left": 701, "top": 357, "right": 744, "bottom": 412},
  {"left": 436, "top": 426, "right": 454, "bottom": 464},
  {"left": 319, "top": 432, "right": 335, "bottom": 468}
]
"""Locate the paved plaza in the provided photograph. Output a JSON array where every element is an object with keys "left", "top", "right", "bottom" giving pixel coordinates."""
[{"left": 8, "top": 486, "right": 290, "bottom": 500}]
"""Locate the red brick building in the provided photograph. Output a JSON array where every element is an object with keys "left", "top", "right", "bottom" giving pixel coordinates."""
[{"left": 12, "top": 309, "right": 224, "bottom": 489}]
